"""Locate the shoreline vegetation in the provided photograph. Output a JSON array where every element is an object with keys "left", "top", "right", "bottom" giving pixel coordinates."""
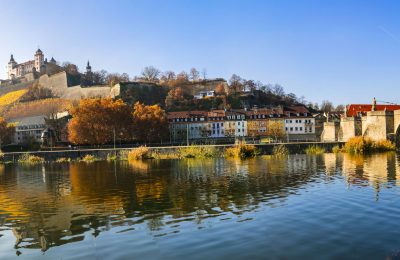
[{"left": 0, "top": 137, "right": 397, "bottom": 164}]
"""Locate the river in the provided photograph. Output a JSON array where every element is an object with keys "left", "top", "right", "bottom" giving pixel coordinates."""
[{"left": 1, "top": 153, "right": 400, "bottom": 259}]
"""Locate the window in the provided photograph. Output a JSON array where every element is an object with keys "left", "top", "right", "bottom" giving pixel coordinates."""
[
  {"left": 285, "top": 127, "right": 288, "bottom": 131},
  {"left": 300, "top": 127, "right": 303, "bottom": 131},
  {"left": 295, "top": 127, "right": 298, "bottom": 131},
  {"left": 290, "top": 127, "right": 293, "bottom": 131}
]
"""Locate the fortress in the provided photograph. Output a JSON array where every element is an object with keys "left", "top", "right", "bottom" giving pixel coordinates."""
[{"left": 7, "top": 49, "right": 58, "bottom": 80}]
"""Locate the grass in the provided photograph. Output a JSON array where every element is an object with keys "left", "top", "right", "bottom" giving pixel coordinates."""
[
  {"left": 178, "top": 145, "right": 220, "bottom": 159},
  {"left": 305, "top": 145, "right": 326, "bottom": 155},
  {"left": 272, "top": 145, "right": 289, "bottom": 157},
  {"left": 56, "top": 157, "right": 71, "bottom": 163},
  {"left": 18, "top": 153, "right": 45, "bottom": 164},
  {"left": 128, "top": 146, "right": 153, "bottom": 160},
  {"left": 343, "top": 137, "right": 395, "bottom": 154},
  {"left": 81, "top": 154, "right": 97, "bottom": 162},
  {"left": 225, "top": 144, "right": 259, "bottom": 159}
]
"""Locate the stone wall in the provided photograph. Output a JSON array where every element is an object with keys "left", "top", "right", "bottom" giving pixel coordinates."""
[
  {"left": 321, "top": 122, "right": 339, "bottom": 142},
  {"left": 3, "top": 142, "right": 344, "bottom": 162},
  {"left": 39, "top": 71, "right": 110, "bottom": 100},
  {"left": 339, "top": 117, "right": 362, "bottom": 142},
  {"left": 362, "top": 111, "right": 394, "bottom": 140}
]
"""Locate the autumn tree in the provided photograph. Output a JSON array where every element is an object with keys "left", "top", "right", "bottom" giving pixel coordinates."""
[
  {"left": 267, "top": 120, "right": 285, "bottom": 141},
  {"left": 215, "top": 83, "right": 226, "bottom": 95},
  {"left": 0, "top": 117, "right": 16, "bottom": 147},
  {"left": 68, "top": 98, "right": 133, "bottom": 145},
  {"left": 132, "top": 102, "right": 169, "bottom": 143},
  {"left": 165, "top": 87, "right": 184, "bottom": 108}
]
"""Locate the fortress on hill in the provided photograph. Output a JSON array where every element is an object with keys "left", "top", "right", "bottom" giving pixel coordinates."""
[{"left": 7, "top": 49, "right": 58, "bottom": 80}]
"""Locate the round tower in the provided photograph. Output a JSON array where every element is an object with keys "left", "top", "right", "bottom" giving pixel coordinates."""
[{"left": 34, "top": 48, "right": 44, "bottom": 72}]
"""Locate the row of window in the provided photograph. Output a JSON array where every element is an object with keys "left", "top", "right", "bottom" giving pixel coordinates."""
[{"left": 285, "top": 119, "right": 313, "bottom": 124}]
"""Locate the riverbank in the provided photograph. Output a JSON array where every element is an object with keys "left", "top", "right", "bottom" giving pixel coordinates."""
[{"left": 2, "top": 142, "right": 344, "bottom": 162}]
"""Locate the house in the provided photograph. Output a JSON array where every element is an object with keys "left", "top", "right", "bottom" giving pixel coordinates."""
[
  {"left": 9, "top": 115, "right": 46, "bottom": 144},
  {"left": 194, "top": 91, "right": 215, "bottom": 99}
]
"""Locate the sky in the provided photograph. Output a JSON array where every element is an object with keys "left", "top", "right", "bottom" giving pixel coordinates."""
[{"left": 0, "top": 0, "right": 400, "bottom": 105}]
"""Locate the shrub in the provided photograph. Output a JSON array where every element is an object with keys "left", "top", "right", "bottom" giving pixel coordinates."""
[
  {"left": 18, "top": 153, "right": 45, "bottom": 164},
  {"left": 225, "top": 144, "right": 259, "bottom": 159},
  {"left": 107, "top": 153, "right": 117, "bottom": 161},
  {"left": 128, "top": 146, "right": 152, "bottom": 160},
  {"left": 81, "top": 154, "right": 97, "bottom": 162},
  {"left": 272, "top": 145, "right": 289, "bottom": 157},
  {"left": 178, "top": 145, "right": 219, "bottom": 159},
  {"left": 344, "top": 137, "right": 395, "bottom": 154},
  {"left": 56, "top": 157, "right": 71, "bottom": 163},
  {"left": 332, "top": 145, "right": 342, "bottom": 153},
  {"left": 305, "top": 145, "right": 326, "bottom": 155}
]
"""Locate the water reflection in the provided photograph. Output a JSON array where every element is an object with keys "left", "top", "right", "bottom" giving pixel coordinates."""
[{"left": 0, "top": 153, "right": 400, "bottom": 257}]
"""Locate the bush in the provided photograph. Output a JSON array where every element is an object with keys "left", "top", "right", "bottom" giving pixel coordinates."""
[
  {"left": 56, "top": 157, "right": 71, "bottom": 163},
  {"left": 305, "top": 145, "right": 326, "bottom": 155},
  {"left": 225, "top": 144, "right": 259, "bottom": 159},
  {"left": 18, "top": 153, "right": 45, "bottom": 164},
  {"left": 128, "top": 146, "right": 152, "bottom": 160},
  {"left": 107, "top": 153, "right": 117, "bottom": 161},
  {"left": 81, "top": 154, "right": 97, "bottom": 162},
  {"left": 332, "top": 145, "right": 341, "bottom": 153},
  {"left": 344, "top": 137, "right": 395, "bottom": 154},
  {"left": 178, "top": 145, "right": 219, "bottom": 159},
  {"left": 272, "top": 145, "right": 289, "bottom": 157}
]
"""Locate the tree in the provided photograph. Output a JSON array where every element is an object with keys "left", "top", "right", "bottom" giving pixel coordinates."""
[
  {"left": 62, "top": 62, "right": 79, "bottom": 75},
  {"left": 243, "top": 80, "right": 256, "bottom": 92},
  {"left": 68, "top": 98, "right": 133, "bottom": 145},
  {"left": 132, "top": 102, "right": 169, "bottom": 143},
  {"left": 20, "top": 82, "right": 54, "bottom": 102},
  {"left": 335, "top": 104, "right": 345, "bottom": 113},
  {"left": 165, "top": 87, "right": 184, "bottom": 108},
  {"left": 271, "top": 84, "right": 285, "bottom": 97},
  {"left": 141, "top": 66, "right": 160, "bottom": 82},
  {"left": 229, "top": 74, "right": 243, "bottom": 94},
  {"left": 215, "top": 83, "right": 226, "bottom": 95},
  {"left": 0, "top": 117, "right": 15, "bottom": 147},
  {"left": 321, "top": 100, "right": 334, "bottom": 113},
  {"left": 267, "top": 120, "right": 285, "bottom": 141},
  {"left": 106, "top": 73, "right": 130, "bottom": 87},
  {"left": 92, "top": 70, "right": 108, "bottom": 85},
  {"left": 189, "top": 68, "right": 200, "bottom": 82}
]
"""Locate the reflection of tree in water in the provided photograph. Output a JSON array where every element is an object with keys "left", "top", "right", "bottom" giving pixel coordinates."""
[{"left": 0, "top": 156, "right": 343, "bottom": 254}]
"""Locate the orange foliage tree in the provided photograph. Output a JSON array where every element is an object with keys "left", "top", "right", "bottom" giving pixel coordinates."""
[
  {"left": 68, "top": 98, "right": 133, "bottom": 145},
  {"left": 0, "top": 117, "right": 16, "bottom": 146},
  {"left": 132, "top": 102, "right": 169, "bottom": 143}
]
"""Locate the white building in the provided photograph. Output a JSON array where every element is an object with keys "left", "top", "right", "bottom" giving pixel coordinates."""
[
  {"left": 7, "top": 49, "right": 57, "bottom": 79},
  {"left": 194, "top": 91, "right": 215, "bottom": 99},
  {"left": 9, "top": 115, "right": 46, "bottom": 144}
]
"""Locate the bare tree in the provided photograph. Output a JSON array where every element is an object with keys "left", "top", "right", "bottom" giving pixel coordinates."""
[
  {"left": 271, "top": 84, "right": 285, "bottom": 97},
  {"left": 201, "top": 68, "right": 207, "bottom": 80},
  {"left": 141, "top": 66, "right": 160, "bottom": 82},
  {"left": 320, "top": 100, "right": 334, "bottom": 113},
  {"left": 229, "top": 74, "right": 243, "bottom": 94},
  {"left": 189, "top": 68, "right": 200, "bottom": 82}
]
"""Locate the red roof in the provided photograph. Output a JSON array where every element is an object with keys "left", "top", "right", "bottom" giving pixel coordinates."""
[{"left": 346, "top": 104, "right": 400, "bottom": 117}]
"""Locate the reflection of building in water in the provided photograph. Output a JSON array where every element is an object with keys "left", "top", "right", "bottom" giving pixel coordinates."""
[
  {"left": 323, "top": 153, "right": 338, "bottom": 175},
  {"left": 342, "top": 153, "right": 398, "bottom": 199}
]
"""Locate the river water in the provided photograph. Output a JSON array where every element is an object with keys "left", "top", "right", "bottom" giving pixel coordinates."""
[{"left": 1, "top": 153, "right": 400, "bottom": 259}]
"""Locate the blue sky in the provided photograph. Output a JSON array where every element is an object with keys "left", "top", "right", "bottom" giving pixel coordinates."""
[{"left": 1, "top": 0, "right": 400, "bottom": 105}]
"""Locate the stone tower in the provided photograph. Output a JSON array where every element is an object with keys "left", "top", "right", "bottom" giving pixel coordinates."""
[
  {"left": 7, "top": 54, "right": 17, "bottom": 79},
  {"left": 34, "top": 48, "right": 44, "bottom": 72},
  {"left": 86, "top": 60, "right": 92, "bottom": 74}
]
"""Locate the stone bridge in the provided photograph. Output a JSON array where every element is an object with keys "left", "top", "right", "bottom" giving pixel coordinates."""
[{"left": 322, "top": 109, "right": 400, "bottom": 146}]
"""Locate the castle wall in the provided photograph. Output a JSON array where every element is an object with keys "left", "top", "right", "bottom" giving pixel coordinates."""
[
  {"left": 394, "top": 110, "right": 400, "bottom": 135},
  {"left": 39, "top": 71, "right": 69, "bottom": 96},
  {"left": 321, "top": 122, "right": 339, "bottom": 142},
  {"left": 362, "top": 111, "right": 394, "bottom": 140},
  {"left": 339, "top": 117, "right": 362, "bottom": 142}
]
